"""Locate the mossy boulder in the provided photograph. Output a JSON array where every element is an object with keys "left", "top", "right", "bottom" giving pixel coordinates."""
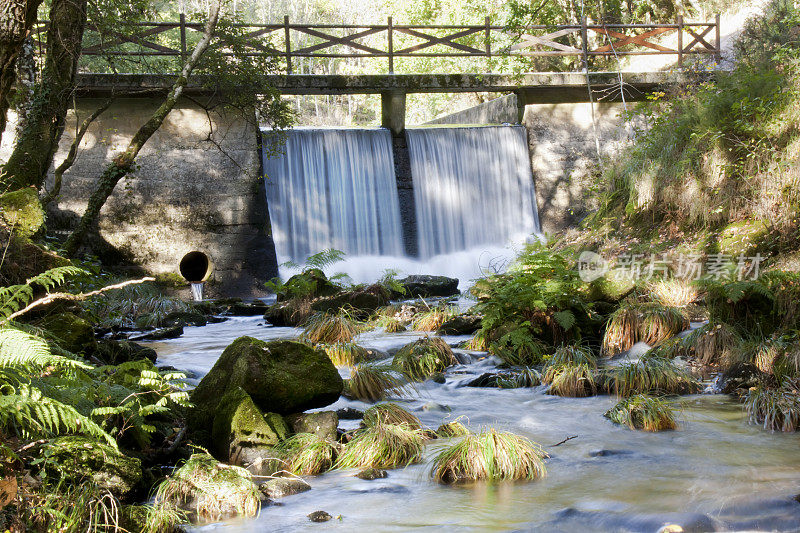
[
  {"left": 277, "top": 268, "right": 341, "bottom": 302},
  {"left": 96, "top": 339, "right": 157, "bottom": 365},
  {"left": 37, "top": 312, "right": 97, "bottom": 354},
  {"left": 162, "top": 310, "right": 208, "bottom": 328},
  {"left": 286, "top": 411, "right": 338, "bottom": 442},
  {"left": 0, "top": 188, "right": 45, "bottom": 239},
  {"left": 211, "top": 387, "right": 290, "bottom": 460},
  {"left": 718, "top": 220, "right": 769, "bottom": 257},
  {"left": 398, "top": 275, "right": 459, "bottom": 298},
  {"left": 437, "top": 314, "right": 482, "bottom": 335},
  {"left": 43, "top": 437, "right": 142, "bottom": 497},
  {"left": 310, "top": 284, "right": 390, "bottom": 318},
  {"left": 264, "top": 298, "right": 313, "bottom": 327},
  {"left": 588, "top": 275, "right": 635, "bottom": 303},
  {"left": 189, "top": 338, "right": 343, "bottom": 434}
]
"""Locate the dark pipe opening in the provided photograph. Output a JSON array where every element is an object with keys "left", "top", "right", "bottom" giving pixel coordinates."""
[{"left": 179, "top": 251, "right": 211, "bottom": 282}]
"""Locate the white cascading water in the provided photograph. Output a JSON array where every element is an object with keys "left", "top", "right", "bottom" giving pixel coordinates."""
[
  {"left": 406, "top": 125, "right": 540, "bottom": 259},
  {"left": 262, "top": 128, "right": 405, "bottom": 266}
]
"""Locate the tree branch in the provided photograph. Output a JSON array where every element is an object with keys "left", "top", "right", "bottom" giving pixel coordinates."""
[{"left": 3, "top": 276, "right": 154, "bottom": 323}]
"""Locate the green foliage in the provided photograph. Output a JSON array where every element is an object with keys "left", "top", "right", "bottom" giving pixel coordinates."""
[
  {"left": 744, "top": 378, "right": 800, "bottom": 432},
  {"left": 436, "top": 419, "right": 470, "bottom": 438},
  {"left": 335, "top": 420, "right": 425, "bottom": 470},
  {"left": 412, "top": 305, "right": 458, "bottom": 332},
  {"left": 362, "top": 403, "right": 422, "bottom": 430},
  {"left": 82, "top": 280, "right": 192, "bottom": 330},
  {"left": 430, "top": 429, "right": 547, "bottom": 483},
  {"left": 377, "top": 268, "right": 407, "bottom": 297},
  {"left": 0, "top": 266, "right": 85, "bottom": 321},
  {"left": 324, "top": 342, "right": 373, "bottom": 366},
  {"left": 602, "top": 302, "right": 686, "bottom": 356},
  {"left": 544, "top": 363, "right": 598, "bottom": 397},
  {"left": 474, "top": 245, "right": 595, "bottom": 361},
  {"left": 392, "top": 337, "right": 457, "bottom": 381},
  {"left": 682, "top": 321, "right": 742, "bottom": 367},
  {"left": 605, "top": 394, "right": 678, "bottom": 431}
]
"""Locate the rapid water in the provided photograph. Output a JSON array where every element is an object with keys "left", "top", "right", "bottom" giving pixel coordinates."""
[
  {"left": 262, "top": 127, "right": 404, "bottom": 263},
  {"left": 407, "top": 126, "right": 541, "bottom": 259},
  {"left": 147, "top": 317, "right": 800, "bottom": 532}
]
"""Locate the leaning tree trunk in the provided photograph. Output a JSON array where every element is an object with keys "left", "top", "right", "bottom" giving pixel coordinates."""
[
  {"left": 0, "top": 0, "right": 87, "bottom": 192},
  {"left": 63, "top": 1, "right": 222, "bottom": 256},
  {"left": 0, "top": 0, "right": 42, "bottom": 145}
]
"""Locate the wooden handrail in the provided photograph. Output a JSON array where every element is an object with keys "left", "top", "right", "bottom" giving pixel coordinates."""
[{"left": 31, "top": 17, "right": 722, "bottom": 73}]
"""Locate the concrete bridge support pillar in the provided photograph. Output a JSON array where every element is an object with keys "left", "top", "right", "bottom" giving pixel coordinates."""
[{"left": 382, "top": 90, "right": 418, "bottom": 257}]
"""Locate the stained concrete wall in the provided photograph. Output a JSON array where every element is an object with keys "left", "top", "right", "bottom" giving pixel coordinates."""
[
  {"left": 427, "top": 93, "right": 631, "bottom": 234},
  {"left": 1, "top": 97, "right": 277, "bottom": 297}
]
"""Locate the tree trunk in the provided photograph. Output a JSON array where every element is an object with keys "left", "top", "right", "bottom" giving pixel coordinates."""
[
  {"left": 63, "top": 1, "right": 222, "bottom": 257},
  {"left": 0, "top": 0, "right": 42, "bottom": 145},
  {"left": 0, "top": 0, "right": 87, "bottom": 192}
]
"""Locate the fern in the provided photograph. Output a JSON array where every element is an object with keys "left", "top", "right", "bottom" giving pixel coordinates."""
[
  {"left": 305, "top": 249, "right": 346, "bottom": 269},
  {"left": 0, "top": 266, "right": 86, "bottom": 321},
  {"left": 0, "top": 327, "right": 90, "bottom": 371},
  {"left": 552, "top": 310, "right": 576, "bottom": 331}
]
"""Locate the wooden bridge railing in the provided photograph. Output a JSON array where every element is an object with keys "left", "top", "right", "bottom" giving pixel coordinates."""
[{"left": 32, "top": 15, "right": 721, "bottom": 74}]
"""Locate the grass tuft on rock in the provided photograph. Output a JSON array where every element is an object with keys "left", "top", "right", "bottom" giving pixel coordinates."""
[
  {"left": 436, "top": 419, "right": 470, "bottom": 438},
  {"left": 544, "top": 362, "right": 597, "bottom": 397},
  {"left": 463, "top": 330, "right": 488, "bottom": 351},
  {"left": 302, "top": 310, "right": 363, "bottom": 344},
  {"left": 602, "top": 302, "right": 687, "bottom": 356},
  {"left": 347, "top": 364, "right": 411, "bottom": 402},
  {"left": 362, "top": 402, "right": 422, "bottom": 429},
  {"left": 430, "top": 429, "right": 547, "bottom": 483},
  {"left": 744, "top": 379, "right": 800, "bottom": 432},
  {"left": 683, "top": 321, "right": 742, "bottom": 367},
  {"left": 154, "top": 452, "right": 260, "bottom": 521},
  {"left": 323, "top": 342, "right": 373, "bottom": 366},
  {"left": 276, "top": 433, "right": 338, "bottom": 475},
  {"left": 646, "top": 279, "right": 699, "bottom": 308},
  {"left": 496, "top": 367, "right": 541, "bottom": 388},
  {"left": 412, "top": 306, "right": 457, "bottom": 331},
  {"left": 393, "top": 337, "right": 457, "bottom": 381},
  {"left": 606, "top": 355, "right": 697, "bottom": 397},
  {"left": 335, "top": 421, "right": 425, "bottom": 470},
  {"left": 604, "top": 394, "right": 678, "bottom": 431}
]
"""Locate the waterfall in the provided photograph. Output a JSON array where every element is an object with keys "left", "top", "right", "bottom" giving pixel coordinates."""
[
  {"left": 262, "top": 128, "right": 404, "bottom": 264},
  {"left": 406, "top": 125, "right": 540, "bottom": 259}
]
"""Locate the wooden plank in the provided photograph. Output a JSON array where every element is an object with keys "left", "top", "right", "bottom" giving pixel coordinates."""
[
  {"left": 509, "top": 28, "right": 581, "bottom": 53},
  {"left": 394, "top": 27, "right": 483, "bottom": 55},
  {"left": 683, "top": 25, "right": 715, "bottom": 51}
]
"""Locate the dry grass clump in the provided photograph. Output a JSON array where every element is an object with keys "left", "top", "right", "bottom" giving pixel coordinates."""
[
  {"left": 744, "top": 379, "right": 800, "bottom": 432},
  {"left": 347, "top": 364, "right": 411, "bottom": 402},
  {"left": 323, "top": 342, "right": 373, "bottom": 366},
  {"left": 302, "top": 311, "right": 363, "bottom": 344},
  {"left": 544, "top": 363, "right": 597, "bottom": 397},
  {"left": 362, "top": 402, "right": 421, "bottom": 429},
  {"left": 604, "top": 394, "right": 678, "bottom": 431},
  {"left": 606, "top": 355, "right": 697, "bottom": 397},
  {"left": 602, "top": 302, "right": 687, "bottom": 356},
  {"left": 436, "top": 419, "right": 470, "bottom": 438},
  {"left": 682, "top": 321, "right": 742, "bottom": 367},
  {"left": 335, "top": 421, "right": 425, "bottom": 469},
  {"left": 547, "top": 345, "right": 597, "bottom": 367},
  {"left": 153, "top": 453, "right": 260, "bottom": 520},
  {"left": 380, "top": 316, "right": 407, "bottom": 333},
  {"left": 430, "top": 429, "right": 548, "bottom": 483},
  {"left": 647, "top": 279, "right": 699, "bottom": 308},
  {"left": 276, "top": 433, "right": 338, "bottom": 475},
  {"left": 393, "top": 337, "right": 457, "bottom": 381},
  {"left": 412, "top": 306, "right": 458, "bottom": 332}
]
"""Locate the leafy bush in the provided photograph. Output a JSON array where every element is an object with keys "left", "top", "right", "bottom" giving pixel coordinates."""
[{"left": 430, "top": 429, "right": 547, "bottom": 483}]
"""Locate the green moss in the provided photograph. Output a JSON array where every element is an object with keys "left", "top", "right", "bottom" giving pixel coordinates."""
[
  {"left": 188, "top": 337, "right": 343, "bottom": 438},
  {"left": 211, "top": 387, "right": 289, "bottom": 459},
  {"left": 717, "top": 219, "right": 769, "bottom": 257},
  {"left": 0, "top": 188, "right": 45, "bottom": 238},
  {"left": 42, "top": 436, "right": 142, "bottom": 497},
  {"left": 37, "top": 312, "right": 97, "bottom": 354}
]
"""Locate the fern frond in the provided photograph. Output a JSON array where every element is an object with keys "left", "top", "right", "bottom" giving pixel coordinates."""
[
  {"left": 0, "top": 327, "right": 90, "bottom": 371},
  {"left": 25, "top": 266, "right": 86, "bottom": 292}
]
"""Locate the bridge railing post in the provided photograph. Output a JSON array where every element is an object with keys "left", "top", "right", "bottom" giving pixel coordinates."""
[
  {"left": 715, "top": 14, "right": 721, "bottom": 62},
  {"left": 284, "top": 15, "right": 292, "bottom": 75},
  {"left": 388, "top": 17, "right": 394, "bottom": 74},
  {"left": 485, "top": 16, "right": 491, "bottom": 73},
  {"left": 677, "top": 15, "right": 683, "bottom": 66},
  {"left": 580, "top": 17, "right": 589, "bottom": 70},
  {"left": 179, "top": 13, "right": 187, "bottom": 64}
]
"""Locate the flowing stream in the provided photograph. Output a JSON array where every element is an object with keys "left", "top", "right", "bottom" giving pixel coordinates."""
[{"left": 146, "top": 316, "right": 800, "bottom": 533}]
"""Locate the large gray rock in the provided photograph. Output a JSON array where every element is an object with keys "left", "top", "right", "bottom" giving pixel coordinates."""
[
  {"left": 260, "top": 477, "right": 312, "bottom": 499},
  {"left": 189, "top": 338, "right": 343, "bottom": 434},
  {"left": 399, "top": 275, "right": 459, "bottom": 298},
  {"left": 437, "top": 314, "right": 481, "bottom": 335},
  {"left": 286, "top": 411, "right": 338, "bottom": 442}
]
